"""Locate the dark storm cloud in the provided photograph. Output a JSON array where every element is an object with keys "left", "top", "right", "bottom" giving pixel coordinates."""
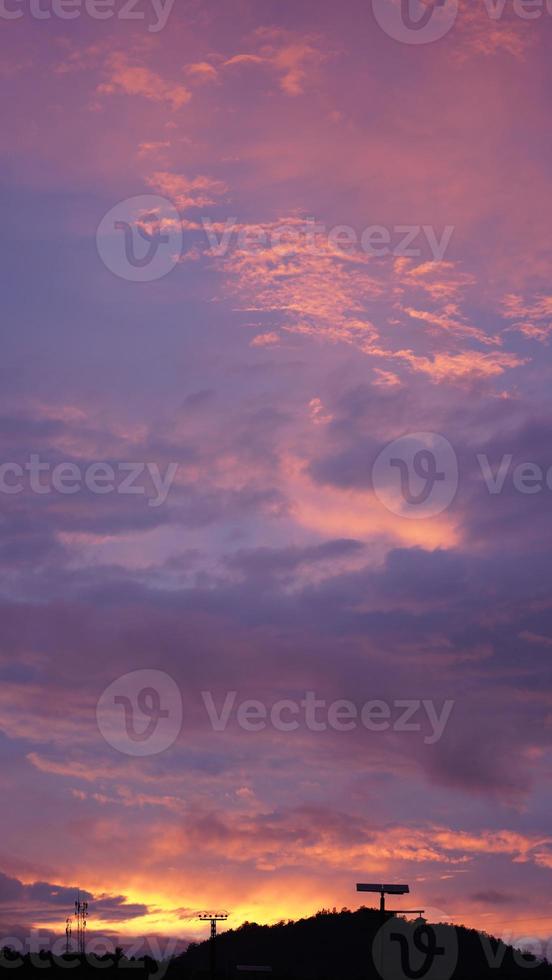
[{"left": 0, "top": 872, "right": 147, "bottom": 921}]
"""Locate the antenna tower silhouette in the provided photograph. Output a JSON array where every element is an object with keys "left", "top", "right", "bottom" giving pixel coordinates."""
[
  {"left": 198, "top": 910, "right": 229, "bottom": 980},
  {"left": 74, "top": 892, "right": 88, "bottom": 955}
]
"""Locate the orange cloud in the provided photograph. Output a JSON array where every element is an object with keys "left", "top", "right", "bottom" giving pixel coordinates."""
[
  {"left": 224, "top": 28, "right": 327, "bottom": 96},
  {"left": 502, "top": 293, "right": 552, "bottom": 342},
  {"left": 403, "top": 304, "right": 500, "bottom": 347},
  {"left": 185, "top": 61, "right": 218, "bottom": 83},
  {"left": 395, "top": 349, "right": 525, "bottom": 383},
  {"left": 250, "top": 332, "right": 281, "bottom": 347},
  {"left": 282, "top": 454, "right": 459, "bottom": 551},
  {"left": 147, "top": 172, "right": 227, "bottom": 209},
  {"left": 98, "top": 52, "right": 191, "bottom": 109},
  {"left": 373, "top": 368, "right": 401, "bottom": 388}
]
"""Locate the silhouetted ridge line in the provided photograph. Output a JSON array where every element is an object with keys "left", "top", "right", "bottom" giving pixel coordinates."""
[{"left": 2, "top": 907, "right": 551, "bottom": 979}]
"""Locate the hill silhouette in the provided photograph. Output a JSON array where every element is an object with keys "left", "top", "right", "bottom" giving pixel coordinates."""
[
  {"left": 173, "top": 906, "right": 552, "bottom": 980},
  {"left": 2, "top": 907, "right": 550, "bottom": 980}
]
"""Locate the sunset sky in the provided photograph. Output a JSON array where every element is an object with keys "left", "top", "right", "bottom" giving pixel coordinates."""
[{"left": 1, "top": 0, "right": 552, "bottom": 956}]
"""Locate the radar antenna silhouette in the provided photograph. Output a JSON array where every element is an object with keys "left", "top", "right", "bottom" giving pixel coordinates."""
[{"left": 356, "top": 882, "right": 409, "bottom": 914}]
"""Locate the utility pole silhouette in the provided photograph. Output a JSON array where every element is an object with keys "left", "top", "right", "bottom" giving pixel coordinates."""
[{"left": 198, "top": 911, "right": 229, "bottom": 980}]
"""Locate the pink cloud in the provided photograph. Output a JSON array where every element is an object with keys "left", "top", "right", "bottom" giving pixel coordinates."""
[{"left": 98, "top": 52, "right": 191, "bottom": 109}]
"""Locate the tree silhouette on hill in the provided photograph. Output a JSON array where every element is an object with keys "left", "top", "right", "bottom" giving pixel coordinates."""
[{"left": 172, "top": 906, "right": 552, "bottom": 980}]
